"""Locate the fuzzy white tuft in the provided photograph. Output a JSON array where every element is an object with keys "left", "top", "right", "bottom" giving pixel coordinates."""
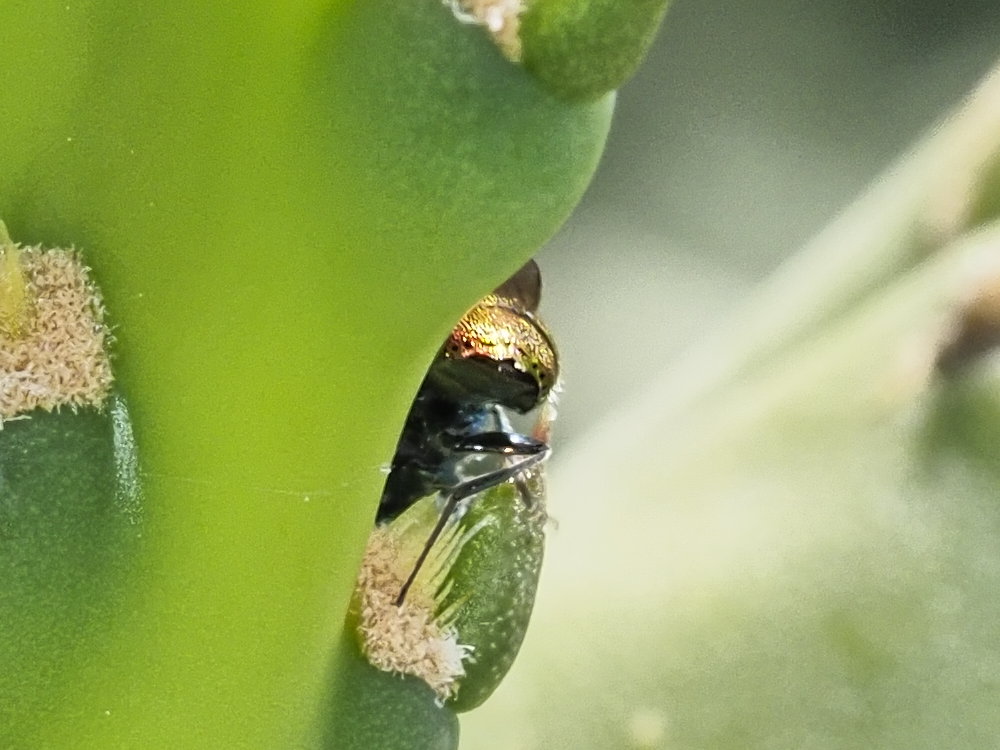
[
  {"left": 0, "top": 244, "right": 113, "bottom": 420},
  {"left": 443, "top": 0, "right": 525, "bottom": 61},
  {"left": 353, "top": 527, "right": 473, "bottom": 701}
]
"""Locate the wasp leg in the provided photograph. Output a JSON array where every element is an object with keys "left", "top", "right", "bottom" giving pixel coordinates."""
[
  {"left": 453, "top": 430, "right": 546, "bottom": 458},
  {"left": 394, "top": 433, "right": 549, "bottom": 606},
  {"left": 456, "top": 430, "right": 548, "bottom": 509},
  {"left": 483, "top": 407, "right": 542, "bottom": 506}
]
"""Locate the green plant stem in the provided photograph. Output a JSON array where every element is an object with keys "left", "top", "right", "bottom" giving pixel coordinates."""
[
  {"left": 521, "top": 0, "right": 673, "bottom": 100},
  {"left": 0, "top": 406, "right": 138, "bottom": 740},
  {"left": 0, "top": 1, "right": 614, "bottom": 745}
]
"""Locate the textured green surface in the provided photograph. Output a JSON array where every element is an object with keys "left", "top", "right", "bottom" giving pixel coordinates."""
[
  {"left": 0, "top": 406, "right": 139, "bottom": 743},
  {"left": 522, "top": 0, "right": 673, "bottom": 100},
  {"left": 443, "top": 478, "right": 547, "bottom": 713},
  {"left": 322, "top": 630, "right": 460, "bottom": 750}
]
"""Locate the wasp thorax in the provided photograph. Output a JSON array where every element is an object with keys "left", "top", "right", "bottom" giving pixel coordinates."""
[{"left": 438, "top": 293, "right": 558, "bottom": 413}]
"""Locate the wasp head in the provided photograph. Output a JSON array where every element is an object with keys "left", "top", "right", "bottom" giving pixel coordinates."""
[{"left": 427, "top": 262, "right": 558, "bottom": 414}]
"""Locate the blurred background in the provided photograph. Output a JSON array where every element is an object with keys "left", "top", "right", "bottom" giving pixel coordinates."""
[
  {"left": 539, "top": 0, "right": 1000, "bottom": 442},
  {"left": 464, "top": 1, "right": 1000, "bottom": 747}
]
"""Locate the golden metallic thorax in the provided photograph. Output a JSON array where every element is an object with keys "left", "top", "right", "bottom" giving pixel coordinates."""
[{"left": 442, "top": 292, "right": 558, "bottom": 401}]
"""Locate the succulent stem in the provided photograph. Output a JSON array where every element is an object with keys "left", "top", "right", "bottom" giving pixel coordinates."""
[{"left": 520, "top": 0, "right": 672, "bottom": 100}]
